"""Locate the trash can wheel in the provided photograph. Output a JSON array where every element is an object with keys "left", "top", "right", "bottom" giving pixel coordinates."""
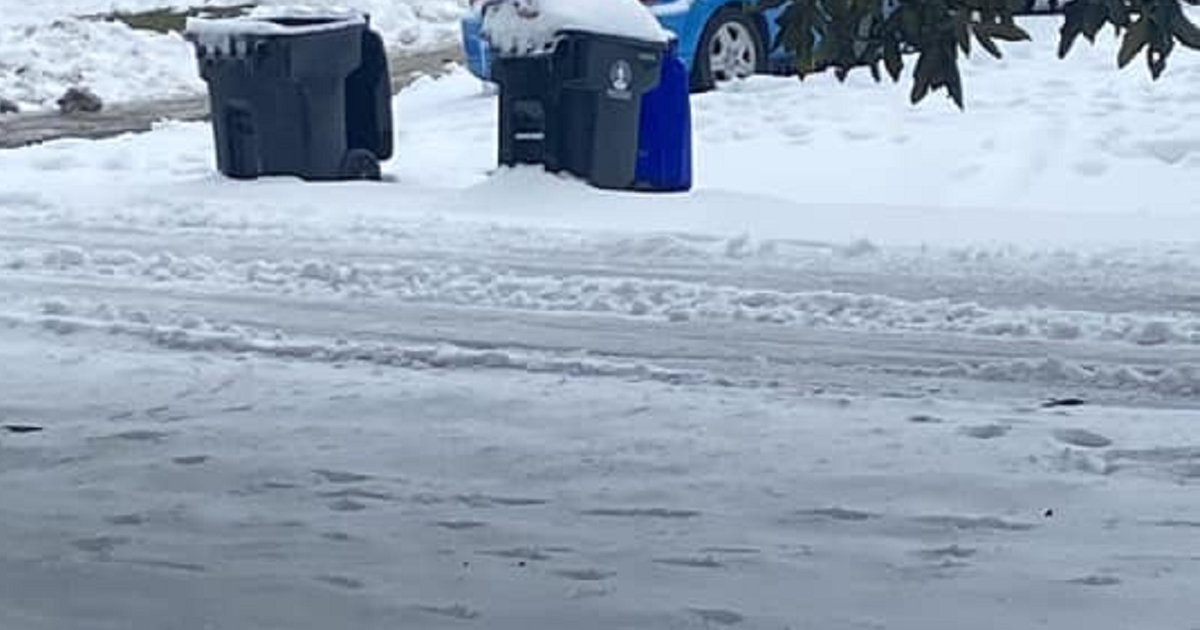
[{"left": 341, "top": 149, "right": 382, "bottom": 180}]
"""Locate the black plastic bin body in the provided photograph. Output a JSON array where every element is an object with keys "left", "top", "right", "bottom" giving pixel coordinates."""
[
  {"left": 188, "top": 15, "right": 393, "bottom": 181},
  {"left": 493, "top": 31, "right": 666, "bottom": 191}
]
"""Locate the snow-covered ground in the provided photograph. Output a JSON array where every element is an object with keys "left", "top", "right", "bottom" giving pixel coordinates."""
[
  {"left": 2, "top": 17, "right": 1200, "bottom": 630},
  {"left": 0, "top": 0, "right": 466, "bottom": 111}
]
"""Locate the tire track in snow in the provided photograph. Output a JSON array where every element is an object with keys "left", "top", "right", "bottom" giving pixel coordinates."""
[
  {"left": 2, "top": 276, "right": 1199, "bottom": 404},
  {"left": 3, "top": 238, "right": 1199, "bottom": 350}
]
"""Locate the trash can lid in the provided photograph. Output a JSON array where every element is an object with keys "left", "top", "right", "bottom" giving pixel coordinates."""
[
  {"left": 480, "top": 0, "right": 669, "bottom": 57},
  {"left": 185, "top": 7, "right": 366, "bottom": 51}
]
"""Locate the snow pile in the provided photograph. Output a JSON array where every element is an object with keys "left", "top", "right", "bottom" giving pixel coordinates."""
[
  {"left": 0, "top": 17, "right": 202, "bottom": 111},
  {"left": 0, "top": 0, "right": 466, "bottom": 111},
  {"left": 480, "top": 0, "right": 668, "bottom": 56},
  {"left": 692, "top": 18, "right": 1200, "bottom": 216},
  {"left": 0, "top": 0, "right": 245, "bottom": 22},
  {"left": 253, "top": 0, "right": 468, "bottom": 49}
]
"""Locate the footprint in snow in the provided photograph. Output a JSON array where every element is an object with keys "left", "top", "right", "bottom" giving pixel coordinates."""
[
  {"left": 911, "top": 514, "right": 1035, "bottom": 532},
  {"left": 1072, "top": 160, "right": 1110, "bottom": 177},
  {"left": 122, "top": 558, "right": 207, "bottom": 573},
  {"left": 457, "top": 494, "right": 548, "bottom": 508},
  {"left": 480, "top": 547, "right": 555, "bottom": 562},
  {"left": 1068, "top": 574, "right": 1122, "bottom": 587},
  {"left": 1042, "top": 397, "right": 1087, "bottom": 409},
  {"left": 554, "top": 568, "right": 616, "bottom": 581},
  {"left": 328, "top": 498, "right": 368, "bottom": 512},
  {"left": 687, "top": 608, "right": 744, "bottom": 626},
  {"left": 1150, "top": 519, "right": 1200, "bottom": 529},
  {"left": 793, "top": 507, "right": 879, "bottom": 522},
  {"left": 313, "top": 469, "right": 373, "bottom": 484},
  {"left": 414, "top": 604, "right": 481, "bottom": 620},
  {"left": 316, "top": 575, "right": 365, "bottom": 590},
  {"left": 261, "top": 480, "right": 301, "bottom": 490},
  {"left": 435, "top": 520, "right": 489, "bottom": 531},
  {"left": 654, "top": 556, "right": 725, "bottom": 569},
  {"left": 914, "top": 545, "right": 977, "bottom": 561},
  {"left": 107, "top": 430, "right": 170, "bottom": 443},
  {"left": 959, "top": 423, "right": 1011, "bottom": 440},
  {"left": 699, "top": 547, "right": 761, "bottom": 555},
  {"left": 581, "top": 507, "right": 700, "bottom": 519},
  {"left": 72, "top": 535, "right": 131, "bottom": 555},
  {"left": 2, "top": 424, "right": 43, "bottom": 434},
  {"left": 840, "top": 129, "right": 878, "bottom": 142},
  {"left": 1053, "top": 429, "right": 1113, "bottom": 449},
  {"left": 318, "top": 488, "right": 394, "bottom": 501},
  {"left": 105, "top": 514, "right": 146, "bottom": 526}
]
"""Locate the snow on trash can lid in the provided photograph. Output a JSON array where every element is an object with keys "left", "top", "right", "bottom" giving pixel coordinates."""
[
  {"left": 480, "top": 0, "right": 669, "bottom": 56},
  {"left": 185, "top": 6, "right": 366, "bottom": 54}
]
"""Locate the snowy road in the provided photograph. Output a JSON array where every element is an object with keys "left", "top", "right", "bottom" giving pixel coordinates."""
[
  {"left": 3, "top": 147, "right": 1200, "bottom": 630},
  {"left": 3, "top": 307, "right": 1200, "bottom": 630},
  {"left": 1, "top": 205, "right": 1199, "bottom": 408},
  {"left": 3, "top": 15, "right": 1200, "bottom": 628}
]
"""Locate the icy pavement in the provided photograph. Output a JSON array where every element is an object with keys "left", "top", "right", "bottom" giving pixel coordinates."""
[{"left": 2, "top": 17, "right": 1200, "bottom": 628}]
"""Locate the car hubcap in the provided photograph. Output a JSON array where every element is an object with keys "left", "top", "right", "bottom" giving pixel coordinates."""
[{"left": 708, "top": 21, "right": 757, "bottom": 82}]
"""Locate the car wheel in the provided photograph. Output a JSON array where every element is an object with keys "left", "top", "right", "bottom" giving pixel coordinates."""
[{"left": 691, "top": 7, "right": 767, "bottom": 92}]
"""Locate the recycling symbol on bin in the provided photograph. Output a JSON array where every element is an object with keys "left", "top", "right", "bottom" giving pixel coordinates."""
[{"left": 609, "top": 60, "right": 633, "bottom": 93}]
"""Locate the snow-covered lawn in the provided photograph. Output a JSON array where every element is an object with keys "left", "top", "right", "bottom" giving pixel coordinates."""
[
  {"left": 0, "top": 0, "right": 466, "bottom": 111},
  {"left": 1, "top": 16, "right": 1199, "bottom": 630}
]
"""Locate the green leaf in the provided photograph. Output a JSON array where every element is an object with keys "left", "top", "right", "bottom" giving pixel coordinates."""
[
  {"left": 976, "top": 29, "right": 1003, "bottom": 57},
  {"left": 901, "top": 7, "right": 922, "bottom": 42},
  {"left": 1105, "top": 0, "right": 1132, "bottom": 28},
  {"left": 979, "top": 21, "right": 1031, "bottom": 42},
  {"left": 946, "top": 54, "right": 965, "bottom": 108},
  {"left": 910, "top": 50, "right": 936, "bottom": 104},
  {"left": 1172, "top": 11, "right": 1200, "bottom": 48},
  {"left": 1059, "top": 22, "right": 1082, "bottom": 58},
  {"left": 911, "top": 77, "right": 930, "bottom": 104},
  {"left": 883, "top": 38, "right": 904, "bottom": 80},
  {"left": 1082, "top": 5, "right": 1107, "bottom": 41},
  {"left": 1118, "top": 18, "right": 1150, "bottom": 67},
  {"left": 1148, "top": 45, "right": 1168, "bottom": 77},
  {"left": 1058, "top": 0, "right": 1091, "bottom": 58}
]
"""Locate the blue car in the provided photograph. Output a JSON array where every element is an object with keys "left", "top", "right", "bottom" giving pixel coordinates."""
[{"left": 461, "top": 0, "right": 790, "bottom": 91}]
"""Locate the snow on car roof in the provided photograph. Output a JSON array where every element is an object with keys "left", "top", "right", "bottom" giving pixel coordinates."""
[{"left": 480, "top": 0, "right": 669, "bottom": 56}]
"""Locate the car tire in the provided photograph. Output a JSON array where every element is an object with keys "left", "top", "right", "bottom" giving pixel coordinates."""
[{"left": 690, "top": 7, "right": 768, "bottom": 92}]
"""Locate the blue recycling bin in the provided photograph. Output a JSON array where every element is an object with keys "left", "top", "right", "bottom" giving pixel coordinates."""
[{"left": 635, "top": 39, "right": 692, "bottom": 192}]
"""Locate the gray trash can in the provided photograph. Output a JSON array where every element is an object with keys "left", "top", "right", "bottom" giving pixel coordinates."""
[{"left": 186, "top": 12, "right": 393, "bottom": 181}]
